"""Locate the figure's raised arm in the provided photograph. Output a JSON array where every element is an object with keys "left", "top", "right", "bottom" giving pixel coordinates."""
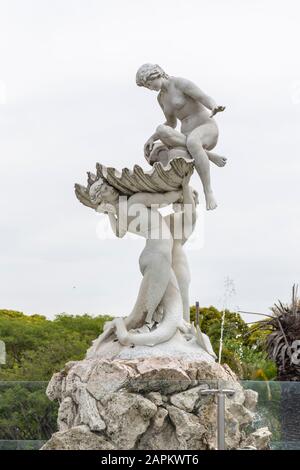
[
  {"left": 144, "top": 96, "right": 177, "bottom": 159},
  {"left": 169, "top": 176, "right": 197, "bottom": 244},
  {"left": 175, "top": 77, "right": 225, "bottom": 117},
  {"left": 182, "top": 176, "right": 197, "bottom": 227},
  {"left": 157, "top": 93, "right": 177, "bottom": 128},
  {"left": 107, "top": 212, "right": 126, "bottom": 238}
]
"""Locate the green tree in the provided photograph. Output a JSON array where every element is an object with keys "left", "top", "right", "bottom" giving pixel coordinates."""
[
  {"left": 0, "top": 311, "right": 112, "bottom": 381},
  {"left": 0, "top": 310, "right": 112, "bottom": 441},
  {"left": 190, "top": 305, "right": 276, "bottom": 380},
  {"left": 0, "top": 383, "right": 57, "bottom": 440}
]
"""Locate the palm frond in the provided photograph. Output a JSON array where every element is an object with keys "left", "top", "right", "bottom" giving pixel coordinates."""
[{"left": 253, "top": 285, "right": 300, "bottom": 381}]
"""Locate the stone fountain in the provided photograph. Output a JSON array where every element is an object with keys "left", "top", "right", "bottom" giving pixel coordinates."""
[{"left": 42, "top": 64, "right": 270, "bottom": 450}]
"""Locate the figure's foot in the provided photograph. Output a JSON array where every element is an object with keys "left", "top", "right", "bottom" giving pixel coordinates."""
[
  {"left": 152, "top": 303, "right": 164, "bottom": 323},
  {"left": 145, "top": 310, "right": 154, "bottom": 324},
  {"left": 178, "top": 320, "right": 191, "bottom": 334},
  {"left": 103, "top": 319, "right": 117, "bottom": 330},
  {"left": 209, "top": 154, "right": 227, "bottom": 167},
  {"left": 205, "top": 191, "right": 218, "bottom": 210},
  {"left": 114, "top": 317, "right": 131, "bottom": 345}
]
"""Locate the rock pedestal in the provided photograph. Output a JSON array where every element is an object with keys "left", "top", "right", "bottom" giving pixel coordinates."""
[{"left": 42, "top": 357, "right": 270, "bottom": 450}]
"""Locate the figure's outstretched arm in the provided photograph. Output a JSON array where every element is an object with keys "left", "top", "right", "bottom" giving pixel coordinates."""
[
  {"left": 128, "top": 190, "right": 182, "bottom": 208},
  {"left": 175, "top": 77, "right": 225, "bottom": 116}
]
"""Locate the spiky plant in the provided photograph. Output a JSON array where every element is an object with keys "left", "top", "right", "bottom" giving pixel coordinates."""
[
  {"left": 258, "top": 285, "right": 300, "bottom": 381},
  {"left": 249, "top": 287, "right": 300, "bottom": 448}
]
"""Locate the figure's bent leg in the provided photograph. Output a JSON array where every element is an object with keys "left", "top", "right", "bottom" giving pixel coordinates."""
[
  {"left": 155, "top": 124, "right": 226, "bottom": 169},
  {"left": 156, "top": 124, "right": 186, "bottom": 149},
  {"left": 206, "top": 151, "right": 227, "bottom": 167},
  {"left": 143, "top": 256, "right": 171, "bottom": 325},
  {"left": 186, "top": 126, "right": 218, "bottom": 210},
  {"left": 123, "top": 239, "right": 172, "bottom": 331},
  {"left": 172, "top": 241, "right": 191, "bottom": 322},
  {"left": 114, "top": 267, "right": 183, "bottom": 347},
  {"left": 154, "top": 125, "right": 191, "bottom": 163}
]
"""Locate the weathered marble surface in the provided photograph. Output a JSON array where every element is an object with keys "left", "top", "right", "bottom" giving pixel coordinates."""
[{"left": 42, "top": 357, "right": 270, "bottom": 450}]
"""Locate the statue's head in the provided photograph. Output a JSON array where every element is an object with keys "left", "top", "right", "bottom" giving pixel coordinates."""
[
  {"left": 136, "top": 63, "right": 169, "bottom": 91},
  {"left": 89, "top": 179, "right": 119, "bottom": 205}
]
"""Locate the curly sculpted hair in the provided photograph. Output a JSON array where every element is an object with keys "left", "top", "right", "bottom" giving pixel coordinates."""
[{"left": 136, "top": 63, "right": 169, "bottom": 87}]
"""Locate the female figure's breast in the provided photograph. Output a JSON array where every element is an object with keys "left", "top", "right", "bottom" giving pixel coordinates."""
[
  {"left": 160, "top": 86, "right": 186, "bottom": 116},
  {"left": 170, "top": 91, "right": 186, "bottom": 111}
]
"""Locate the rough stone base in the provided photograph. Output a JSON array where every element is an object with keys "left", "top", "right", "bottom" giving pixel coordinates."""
[{"left": 42, "top": 357, "right": 271, "bottom": 450}]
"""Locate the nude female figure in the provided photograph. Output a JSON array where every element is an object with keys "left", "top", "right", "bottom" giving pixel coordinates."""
[
  {"left": 136, "top": 63, "right": 227, "bottom": 210},
  {"left": 88, "top": 177, "right": 195, "bottom": 346}
]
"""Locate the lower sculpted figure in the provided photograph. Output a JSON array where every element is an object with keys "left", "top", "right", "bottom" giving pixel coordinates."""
[
  {"left": 136, "top": 63, "right": 227, "bottom": 210},
  {"left": 75, "top": 159, "right": 216, "bottom": 359}
]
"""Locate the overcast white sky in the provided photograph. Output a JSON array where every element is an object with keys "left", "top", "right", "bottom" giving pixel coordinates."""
[{"left": 0, "top": 0, "right": 299, "bottom": 322}]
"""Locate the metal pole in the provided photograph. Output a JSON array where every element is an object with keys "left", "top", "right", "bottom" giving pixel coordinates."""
[
  {"left": 201, "top": 387, "right": 235, "bottom": 450},
  {"left": 217, "top": 392, "right": 226, "bottom": 450},
  {"left": 195, "top": 301, "right": 200, "bottom": 326}
]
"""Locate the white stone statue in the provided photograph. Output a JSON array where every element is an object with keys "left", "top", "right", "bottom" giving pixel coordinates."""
[
  {"left": 136, "top": 63, "right": 227, "bottom": 210},
  {"left": 75, "top": 157, "right": 216, "bottom": 361},
  {"left": 42, "top": 67, "right": 270, "bottom": 452}
]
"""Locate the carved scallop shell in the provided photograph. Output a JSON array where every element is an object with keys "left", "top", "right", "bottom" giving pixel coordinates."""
[
  {"left": 75, "top": 157, "right": 194, "bottom": 209},
  {"left": 96, "top": 157, "right": 194, "bottom": 196}
]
